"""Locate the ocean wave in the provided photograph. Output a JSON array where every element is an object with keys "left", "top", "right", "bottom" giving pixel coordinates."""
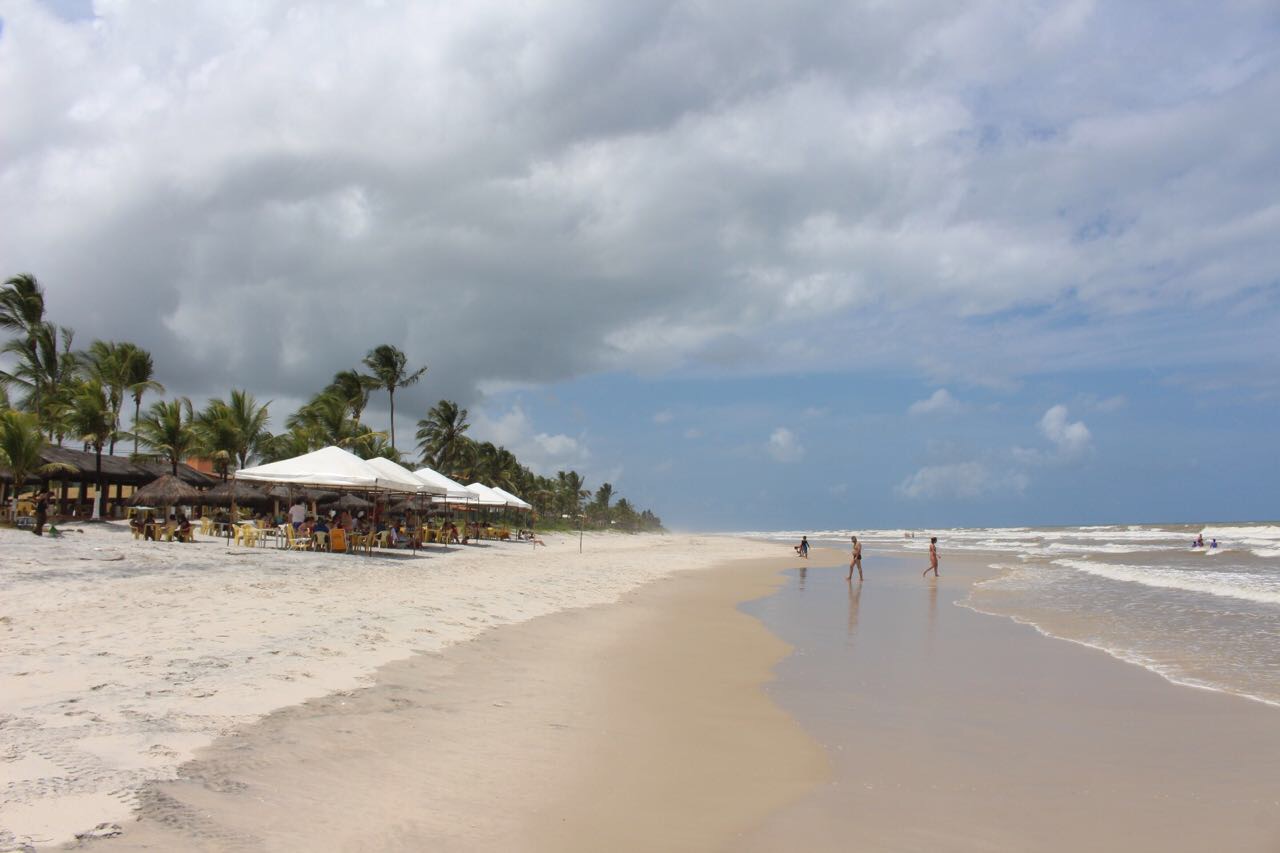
[
  {"left": 1053, "top": 558, "right": 1280, "bottom": 605},
  {"left": 957, "top": 595, "right": 1280, "bottom": 709}
]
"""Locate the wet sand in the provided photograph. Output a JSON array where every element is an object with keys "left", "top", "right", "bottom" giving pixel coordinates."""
[
  {"left": 91, "top": 554, "right": 826, "bottom": 851},
  {"left": 739, "top": 548, "right": 1280, "bottom": 852}
]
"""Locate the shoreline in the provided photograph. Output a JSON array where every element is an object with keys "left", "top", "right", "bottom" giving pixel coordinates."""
[
  {"left": 91, "top": 553, "right": 827, "bottom": 851},
  {"left": 741, "top": 549, "right": 1280, "bottom": 852}
]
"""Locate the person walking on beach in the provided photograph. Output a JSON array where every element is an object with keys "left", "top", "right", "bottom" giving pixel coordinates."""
[
  {"left": 847, "top": 535, "right": 863, "bottom": 581},
  {"left": 922, "top": 536, "right": 939, "bottom": 577},
  {"left": 795, "top": 535, "right": 809, "bottom": 558}
]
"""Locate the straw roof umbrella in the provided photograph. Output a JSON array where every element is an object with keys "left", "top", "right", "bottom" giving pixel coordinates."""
[
  {"left": 130, "top": 474, "right": 200, "bottom": 507},
  {"left": 130, "top": 473, "right": 200, "bottom": 529},
  {"left": 334, "top": 493, "right": 371, "bottom": 511},
  {"left": 203, "top": 480, "right": 269, "bottom": 506}
]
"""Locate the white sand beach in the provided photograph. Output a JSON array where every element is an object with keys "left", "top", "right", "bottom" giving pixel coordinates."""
[{"left": 0, "top": 523, "right": 777, "bottom": 849}]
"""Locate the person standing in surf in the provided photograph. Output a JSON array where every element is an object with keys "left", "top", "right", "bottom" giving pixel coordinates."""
[
  {"left": 847, "top": 535, "right": 863, "bottom": 581},
  {"left": 922, "top": 536, "right": 939, "bottom": 577}
]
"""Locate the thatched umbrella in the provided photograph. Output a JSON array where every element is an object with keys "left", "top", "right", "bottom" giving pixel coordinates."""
[
  {"left": 131, "top": 474, "right": 200, "bottom": 507},
  {"left": 203, "top": 480, "right": 269, "bottom": 507},
  {"left": 334, "top": 493, "right": 371, "bottom": 511},
  {"left": 130, "top": 474, "right": 200, "bottom": 531}
]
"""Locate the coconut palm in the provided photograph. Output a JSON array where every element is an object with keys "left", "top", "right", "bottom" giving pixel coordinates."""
[
  {"left": 132, "top": 398, "right": 197, "bottom": 475},
  {"left": 0, "top": 409, "right": 44, "bottom": 518},
  {"left": 123, "top": 346, "right": 164, "bottom": 455},
  {"left": 360, "top": 344, "right": 427, "bottom": 453},
  {"left": 0, "top": 274, "right": 46, "bottom": 346},
  {"left": 592, "top": 482, "right": 614, "bottom": 518},
  {"left": 66, "top": 380, "right": 113, "bottom": 506},
  {"left": 326, "top": 370, "right": 379, "bottom": 425},
  {"left": 556, "top": 470, "right": 589, "bottom": 516},
  {"left": 415, "top": 399, "right": 471, "bottom": 471},
  {"left": 198, "top": 389, "right": 270, "bottom": 471},
  {"left": 82, "top": 340, "right": 138, "bottom": 455}
]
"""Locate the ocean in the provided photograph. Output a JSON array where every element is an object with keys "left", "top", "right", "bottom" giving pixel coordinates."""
[{"left": 739, "top": 522, "right": 1280, "bottom": 708}]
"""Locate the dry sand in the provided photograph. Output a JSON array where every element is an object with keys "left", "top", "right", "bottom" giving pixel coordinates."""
[
  {"left": 0, "top": 523, "right": 784, "bottom": 850},
  {"left": 91, "top": 555, "right": 825, "bottom": 852}
]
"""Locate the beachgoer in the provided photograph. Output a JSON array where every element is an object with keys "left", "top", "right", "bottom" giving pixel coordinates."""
[
  {"left": 177, "top": 513, "right": 192, "bottom": 542},
  {"left": 33, "top": 491, "right": 49, "bottom": 536},
  {"left": 1211, "top": 538, "right": 1218, "bottom": 549},
  {"left": 847, "top": 535, "right": 863, "bottom": 581},
  {"left": 922, "top": 536, "right": 939, "bottom": 577},
  {"left": 289, "top": 501, "right": 306, "bottom": 530},
  {"left": 797, "top": 535, "right": 809, "bottom": 558}
]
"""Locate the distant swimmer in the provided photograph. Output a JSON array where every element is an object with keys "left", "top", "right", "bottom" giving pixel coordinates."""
[
  {"left": 1193, "top": 534, "right": 1205, "bottom": 549},
  {"left": 847, "top": 536, "right": 863, "bottom": 582},
  {"left": 922, "top": 536, "right": 939, "bottom": 577},
  {"left": 1211, "top": 538, "right": 1218, "bottom": 549},
  {"left": 794, "top": 535, "right": 810, "bottom": 559}
]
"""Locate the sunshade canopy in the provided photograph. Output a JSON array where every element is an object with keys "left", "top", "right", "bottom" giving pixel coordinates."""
[
  {"left": 489, "top": 486, "right": 533, "bottom": 510},
  {"left": 465, "top": 482, "right": 513, "bottom": 507},
  {"left": 234, "top": 446, "right": 421, "bottom": 493},
  {"left": 365, "top": 457, "right": 448, "bottom": 496},
  {"left": 413, "top": 466, "right": 478, "bottom": 503}
]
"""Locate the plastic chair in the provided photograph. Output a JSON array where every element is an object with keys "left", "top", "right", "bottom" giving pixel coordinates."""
[
  {"left": 312, "top": 531, "right": 328, "bottom": 552},
  {"left": 329, "top": 528, "right": 347, "bottom": 553}
]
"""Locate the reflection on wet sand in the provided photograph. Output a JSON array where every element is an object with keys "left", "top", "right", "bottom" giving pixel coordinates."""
[
  {"left": 798, "top": 565, "right": 807, "bottom": 592},
  {"left": 927, "top": 578, "right": 938, "bottom": 646},
  {"left": 846, "top": 579, "right": 861, "bottom": 644}
]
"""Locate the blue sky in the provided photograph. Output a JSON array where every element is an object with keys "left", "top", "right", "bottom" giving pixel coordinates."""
[{"left": 1, "top": 0, "right": 1277, "bottom": 529}]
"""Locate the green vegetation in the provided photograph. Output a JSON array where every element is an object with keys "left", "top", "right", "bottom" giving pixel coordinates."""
[{"left": 0, "top": 272, "right": 664, "bottom": 531}]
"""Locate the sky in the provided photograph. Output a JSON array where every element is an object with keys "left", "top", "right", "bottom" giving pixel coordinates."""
[{"left": 1, "top": 0, "right": 1277, "bottom": 530}]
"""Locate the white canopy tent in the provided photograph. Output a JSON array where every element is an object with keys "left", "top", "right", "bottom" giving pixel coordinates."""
[
  {"left": 465, "top": 483, "right": 511, "bottom": 508},
  {"left": 365, "top": 457, "right": 448, "bottom": 497},
  {"left": 490, "top": 486, "right": 533, "bottom": 511},
  {"left": 234, "top": 446, "right": 423, "bottom": 494},
  {"left": 413, "top": 466, "right": 479, "bottom": 505}
]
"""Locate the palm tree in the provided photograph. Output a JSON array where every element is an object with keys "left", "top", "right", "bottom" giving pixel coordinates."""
[
  {"left": 0, "top": 273, "right": 46, "bottom": 347},
  {"left": 133, "top": 398, "right": 197, "bottom": 475},
  {"left": 0, "top": 409, "right": 44, "bottom": 518},
  {"left": 123, "top": 346, "right": 164, "bottom": 455},
  {"left": 83, "top": 340, "right": 135, "bottom": 455},
  {"left": 592, "top": 482, "right": 614, "bottom": 520},
  {"left": 415, "top": 399, "right": 471, "bottom": 471},
  {"left": 286, "top": 392, "right": 361, "bottom": 450},
  {"left": 326, "top": 370, "right": 379, "bottom": 425},
  {"left": 66, "top": 380, "right": 112, "bottom": 508},
  {"left": 198, "top": 389, "right": 270, "bottom": 471},
  {"left": 361, "top": 344, "right": 427, "bottom": 453},
  {"left": 556, "top": 470, "right": 589, "bottom": 516}
]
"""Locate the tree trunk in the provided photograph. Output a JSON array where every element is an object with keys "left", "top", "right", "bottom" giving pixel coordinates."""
[
  {"left": 389, "top": 388, "right": 396, "bottom": 451},
  {"left": 133, "top": 398, "right": 141, "bottom": 455},
  {"left": 94, "top": 446, "right": 104, "bottom": 519}
]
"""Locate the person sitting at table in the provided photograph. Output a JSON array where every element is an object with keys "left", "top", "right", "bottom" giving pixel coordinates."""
[
  {"left": 313, "top": 516, "right": 329, "bottom": 535},
  {"left": 176, "top": 512, "right": 192, "bottom": 542},
  {"left": 339, "top": 509, "right": 353, "bottom": 532}
]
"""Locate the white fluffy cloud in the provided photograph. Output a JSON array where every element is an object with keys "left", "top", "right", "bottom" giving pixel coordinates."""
[
  {"left": 908, "top": 388, "right": 962, "bottom": 416},
  {"left": 1039, "top": 404, "right": 1092, "bottom": 456},
  {"left": 767, "top": 427, "right": 805, "bottom": 463},
  {"left": 897, "top": 461, "right": 1028, "bottom": 501},
  {"left": 470, "top": 404, "right": 589, "bottom": 475},
  {"left": 652, "top": 410, "right": 674, "bottom": 424}
]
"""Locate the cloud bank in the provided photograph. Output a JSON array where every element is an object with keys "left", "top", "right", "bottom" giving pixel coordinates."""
[{"left": 2, "top": 0, "right": 1278, "bottom": 423}]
